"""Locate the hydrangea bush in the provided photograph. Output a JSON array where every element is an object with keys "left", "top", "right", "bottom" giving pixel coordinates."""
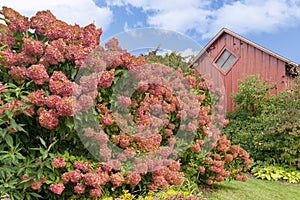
[{"left": 0, "top": 7, "right": 251, "bottom": 199}]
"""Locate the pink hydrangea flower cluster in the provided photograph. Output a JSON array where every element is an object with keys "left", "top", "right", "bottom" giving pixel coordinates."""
[
  {"left": 28, "top": 8, "right": 101, "bottom": 66},
  {"left": 68, "top": 169, "right": 82, "bottom": 183},
  {"left": 44, "top": 42, "right": 64, "bottom": 65},
  {"left": 74, "top": 183, "right": 85, "bottom": 194},
  {"left": 28, "top": 176, "right": 47, "bottom": 191},
  {"left": 98, "top": 145, "right": 112, "bottom": 161},
  {"left": 0, "top": 49, "right": 18, "bottom": 66},
  {"left": 198, "top": 106, "right": 211, "bottom": 127},
  {"left": 30, "top": 10, "right": 56, "bottom": 34},
  {"left": 38, "top": 109, "right": 59, "bottom": 129},
  {"left": 49, "top": 71, "right": 74, "bottom": 97},
  {"left": 235, "top": 173, "right": 248, "bottom": 182},
  {"left": 190, "top": 140, "right": 205, "bottom": 153},
  {"left": 135, "top": 134, "right": 162, "bottom": 152},
  {"left": 101, "top": 112, "right": 114, "bottom": 125},
  {"left": 184, "top": 75, "right": 197, "bottom": 89},
  {"left": 113, "top": 132, "right": 132, "bottom": 147},
  {"left": 26, "top": 86, "right": 77, "bottom": 129},
  {"left": 45, "top": 95, "right": 61, "bottom": 108},
  {"left": 79, "top": 74, "right": 98, "bottom": 93},
  {"left": 74, "top": 161, "right": 90, "bottom": 172},
  {"left": 8, "top": 66, "right": 27, "bottom": 84},
  {"left": 52, "top": 156, "right": 66, "bottom": 168},
  {"left": 148, "top": 162, "right": 184, "bottom": 190},
  {"left": 23, "top": 37, "right": 44, "bottom": 56},
  {"left": 56, "top": 96, "right": 74, "bottom": 116},
  {"left": 84, "top": 171, "right": 110, "bottom": 187},
  {"left": 83, "top": 127, "right": 95, "bottom": 137},
  {"left": 94, "top": 130, "right": 110, "bottom": 145},
  {"left": 27, "top": 89, "right": 46, "bottom": 107},
  {"left": 118, "top": 95, "right": 132, "bottom": 107},
  {"left": 78, "top": 94, "right": 94, "bottom": 111},
  {"left": 2, "top": 6, "right": 30, "bottom": 32},
  {"left": 110, "top": 172, "right": 125, "bottom": 188},
  {"left": 125, "top": 172, "right": 141, "bottom": 186},
  {"left": 26, "top": 64, "right": 49, "bottom": 85},
  {"left": 89, "top": 188, "right": 102, "bottom": 198},
  {"left": 31, "top": 179, "right": 43, "bottom": 190},
  {"left": 112, "top": 51, "right": 147, "bottom": 70},
  {"left": 98, "top": 69, "right": 115, "bottom": 88},
  {"left": 0, "top": 24, "right": 15, "bottom": 48},
  {"left": 50, "top": 182, "right": 65, "bottom": 195}
]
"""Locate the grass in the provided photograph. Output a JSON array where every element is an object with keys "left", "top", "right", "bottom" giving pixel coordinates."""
[{"left": 202, "top": 176, "right": 300, "bottom": 200}]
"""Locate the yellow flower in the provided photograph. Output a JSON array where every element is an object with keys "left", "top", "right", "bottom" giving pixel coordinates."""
[
  {"left": 166, "top": 188, "right": 177, "bottom": 195},
  {"left": 102, "top": 198, "right": 113, "bottom": 200},
  {"left": 144, "top": 196, "right": 153, "bottom": 200},
  {"left": 119, "top": 192, "right": 135, "bottom": 200}
]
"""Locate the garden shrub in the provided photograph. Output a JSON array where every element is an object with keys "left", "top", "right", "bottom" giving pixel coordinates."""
[
  {"left": 224, "top": 75, "right": 300, "bottom": 167},
  {"left": 0, "top": 7, "right": 251, "bottom": 199}
]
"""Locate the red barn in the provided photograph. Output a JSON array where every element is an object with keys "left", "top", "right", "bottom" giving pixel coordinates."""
[{"left": 191, "top": 28, "right": 299, "bottom": 111}]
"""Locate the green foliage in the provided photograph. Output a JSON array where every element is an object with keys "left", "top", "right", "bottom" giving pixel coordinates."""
[
  {"left": 252, "top": 165, "right": 300, "bottom": 183},
  {"left": 146, "top": 49, "right": 191, "bottom": 73},
  {"left": 224, "top": 75, "right": 300, "bottom": 167},
  {"left": 232, "top": 74, "right": 276, "bottom": 116}
]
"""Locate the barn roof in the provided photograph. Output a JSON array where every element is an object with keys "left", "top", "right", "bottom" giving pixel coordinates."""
[{"left": 191, "top": 28, "right": 298, "bottom": 67}]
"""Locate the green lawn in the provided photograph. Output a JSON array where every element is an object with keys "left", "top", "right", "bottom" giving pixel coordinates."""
[{"left": 202, "top": 177, "right": 300, "bottom": 200}]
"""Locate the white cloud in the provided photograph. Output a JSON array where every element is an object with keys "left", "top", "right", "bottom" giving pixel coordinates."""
[
  {"left": 134, "top": 21, "right": 144, "bottom": 28},
  {"left": 106, "top": 0, "right": 210, "bottom": 11},
  {"left": 0, "top": 0, "right": 113, "bottom": 31},
  {"left": 105, "top": 0, "right": 300, "bottom": 38},
  {"left": 179, "top": 48, "right": 199, "bottom": 57},
  {"left": 202, "top": 0, "right": 300, "bottom": 38}
]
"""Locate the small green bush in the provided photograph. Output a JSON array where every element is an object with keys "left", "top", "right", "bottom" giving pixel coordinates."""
[{"left": 224, "top": 75, "right": 300, "bottom": 167}]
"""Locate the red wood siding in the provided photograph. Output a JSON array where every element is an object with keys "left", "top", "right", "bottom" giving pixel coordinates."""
[{"left": 200, "top": 32, "right": 294, "bottom": 110}]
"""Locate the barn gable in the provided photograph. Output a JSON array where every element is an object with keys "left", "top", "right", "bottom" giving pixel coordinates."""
[{"left": 191, "top": 28, "right": 299, "bottom": 110}]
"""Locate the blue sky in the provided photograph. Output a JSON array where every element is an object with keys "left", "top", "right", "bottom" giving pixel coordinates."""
[{"left": 1, "top": 0, "right": 300, "bottom": 63}]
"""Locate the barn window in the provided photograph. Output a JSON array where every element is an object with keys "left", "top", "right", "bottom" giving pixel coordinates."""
[{"left": 215, "top": 49, "right": 236, "bottom": 72}]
